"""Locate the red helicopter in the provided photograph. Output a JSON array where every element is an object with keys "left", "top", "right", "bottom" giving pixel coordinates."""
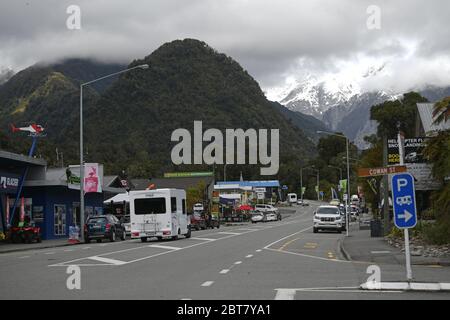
[{"left": 10, "top": 123, "right": 45, "bottom": 136}]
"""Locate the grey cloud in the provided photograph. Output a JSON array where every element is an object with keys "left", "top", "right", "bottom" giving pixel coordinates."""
[{"left": 1, "top": 0, "right": 449, "bottom": 92}]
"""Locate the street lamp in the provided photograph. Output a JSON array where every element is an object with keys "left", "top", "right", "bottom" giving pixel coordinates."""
[
  {"left": 317, "top": 130, "right": 350, "bottom": 236},
  {"left": 79, "top": 64, "right": 149, "bottom": 241}
]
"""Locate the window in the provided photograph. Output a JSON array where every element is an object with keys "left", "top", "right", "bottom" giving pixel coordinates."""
[
  {"left": 182, "top": 199, "right": 186, "bottom": 215},
  {"left": 54, "top": 204, "right": 67, "bottom": 236},
  {"left": 171, "top": 197, "right": 177, "bottom": 213},
  {"left": 134, "top": 198, "right": 166, "bottom": 215}
]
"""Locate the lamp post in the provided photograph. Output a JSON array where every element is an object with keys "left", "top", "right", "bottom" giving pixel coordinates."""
[
  {"left": 317, "top": 130, "right": 350, "bottom": 236},
  {"left": 79, "top": 64, "right": 149, "bottom": 241}
]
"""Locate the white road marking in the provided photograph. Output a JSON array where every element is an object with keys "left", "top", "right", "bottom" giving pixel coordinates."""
[
  {"left": 371, "top": 251, "right": 391, "bottom": 254},
  {"left": 191, "top": 237, "right": 216, "bottom": 241},
  {"left": 245, "top": 254, "right": 253, "bottom": 258},
  {"left": 274, "top": 289, "right": 297, "bottom": 300},
  {"left": 180, "top": 298, "right": 192, "bottom": 300},
  {"left": 148, "top": 244, "right": 181, "bottom": 251},
  {"left": 264, "top": 247, "right": 351, "bottom": 264},
  {"left": 82, "top": 247, "right": 91, "bottom": 250},
  {"left": 18, "top": 256, "right": 30, "bottom": 259},
  {"left": 44, "top": 252, "right": 55, "bottom": 255},
  {"left": 218, "top": 232, "right": 241, "bottom": 235},
  {"left": 263, "top": 226, "right": 313, "bottom": 249},
  {"left": 256, "top": 249, "right": 262, "bottom": 252},
  {"left": 234, "top": 261, "right": 242, "bottom": 265},
  {"left": 220, "top": 269, "right": 230, "bottom": 274},
  {"left": 100, "top": 244, "right": 108, "bottom": 247},
  {"left": 88, "top": 256, "right": 127, "bottom": 265},
  {"left": 64, "top": 249, "right": 74, "bottom": 252},
  {"left": 201, "top": 281, "right": 214, "bottom": 287}
]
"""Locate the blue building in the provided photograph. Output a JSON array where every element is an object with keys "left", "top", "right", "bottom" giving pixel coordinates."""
[{"left": 0, "top": 151, "right": 124, "bottom": 240}]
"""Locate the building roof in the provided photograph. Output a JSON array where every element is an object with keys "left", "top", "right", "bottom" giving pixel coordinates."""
[
  {"left": 417, "top": 103, "right": 450, "bottom": 136},
  {"left": 144, "top": 176, "right": 215, "bottom": 191},
  {"left": 216, "top": 180, "right": 280, "bottom": 188},
  {"left": 104, "top": 193, "right": 129, "bottom": 204},
  {"left": 0, "top": 150, "right": 47, "bottom": 168}
]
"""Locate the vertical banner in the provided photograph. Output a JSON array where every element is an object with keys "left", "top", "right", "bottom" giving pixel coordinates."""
[
  {"left": 6, "top": 195, "right": 9, "bottom": 226},
  {"left": 84, "top": 163, "right": 102, "bottom": 193},
  {"left": 339, "top": 179, "right": 347, "bottom": 192},
  {"left": 20, "top": 197, "right": 25, "bottom": 222},
  {"left": 301, "top": 187, "right": 306, "bottom": 196}
]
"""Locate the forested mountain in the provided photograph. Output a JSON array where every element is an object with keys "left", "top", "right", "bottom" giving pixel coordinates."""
[{"left": 0, "top": 39, "right": 319, "bottom": 184}]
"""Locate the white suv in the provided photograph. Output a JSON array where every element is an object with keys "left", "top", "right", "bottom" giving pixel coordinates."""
[
  {"left": 313, "top": 205, "right": 344, "bottom": 233},
  {"left": 254, "top": 204, "right": 278, "bottom": 213}
]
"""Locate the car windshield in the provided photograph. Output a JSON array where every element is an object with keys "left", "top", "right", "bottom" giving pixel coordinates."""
[
  {"left": 317, "top": 207, "right": 339, "bottom": 215},
  {"left": 88, "top": 217, "right": 106, "bottom": 224}
]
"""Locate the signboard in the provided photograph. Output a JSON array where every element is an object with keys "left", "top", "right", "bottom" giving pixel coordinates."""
[
  {"left": 282, "top": 185, "right": 288, "bottom": 190},
  {"left": 339, "top": 179, "right": 347, "bottom": 192},
  {"left": 404, "top": 163, "right": 441, "bottom": 191},
  {"left": 66, "top": 164, "right": 103, "bottom": 191},
  {"left": 358, "top": 165, "right": 407, "bottom": 177},
  {"left": 343, "top": 194, "right": 348, "bottom": 201},
  {"left": 0, "top": 171, "right": 20, "bottom": 194},
  {"left": 32, "top": 206, "right": 44, "bottom": 222},
  {"left": 257, "top": 192, "right": 265, "bottom": 200},
  {"left": 391, "top": 173, "right": 417, "bottom": 229},
  {"left": 254, "top": 187, "right": 266, "bottom": 193},
  {"left": 164, "top": 172, "right": 213, "bottom": 178},
  {"left": 388, "top": 137, "right": 429, "bottom": 164}
]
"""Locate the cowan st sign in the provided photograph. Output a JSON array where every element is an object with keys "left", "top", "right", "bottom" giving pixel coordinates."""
[{"left": 357, "top": 165, "right": 407, "bottom": 177}]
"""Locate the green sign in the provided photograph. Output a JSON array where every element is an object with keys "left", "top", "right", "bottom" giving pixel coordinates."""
[
  {"left": 301, "top": 187, "right": 306, "bottom": 195},
  {"left": 339, "top": 179, "right": 347, "bottom": 191},
  {"left": 164, "top": 172, "right": 213, "bottom": 178}
]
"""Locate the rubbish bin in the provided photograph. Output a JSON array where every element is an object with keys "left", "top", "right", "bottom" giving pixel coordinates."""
[{"left": 370, "top": 219, "right": 382, "bottom": 237}]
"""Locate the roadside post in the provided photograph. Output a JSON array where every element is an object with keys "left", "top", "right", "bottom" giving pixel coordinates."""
[{"left": 391, "top": 131, "right": 417, "bottom": 281}]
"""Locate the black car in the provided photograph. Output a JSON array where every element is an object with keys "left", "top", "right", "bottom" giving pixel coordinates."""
[{"left": 84, "top": 214, "right": 126, "bottom": 243}]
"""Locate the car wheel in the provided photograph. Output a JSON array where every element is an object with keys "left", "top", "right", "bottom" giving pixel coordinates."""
[
  {"left": 121, "top": 230, "right": 126, "bottom": 241},
  {"left": 313, "top": 228, "right": 318, "bottom": 233},
  {"left": 36, "top": 237, "right": 42, "bottom": 243},
  {"left": 96, "top": 239, "right": 102, "bottom": 243},
  {"left": 217, "top": 224, "right": 220, "bottom": 229},
  {"left": 195, "top": 225, "right": 200, "bottom": 231},
  {"left": 172, "top": 235, "right": 179, "bottom": 240},
  {"left": 141, "top": 237, "right": 148, "bottom": 242},
  {"left": 185, "top": 226, "right": 192, "bottom": 239},
  {"left": 85, "top": 237, "right": 91, "bottom": 243},
  {"left": 110, "top": 230, "right": 116, "bottom": 242},
  {"left": 156, "top": 236, "right": 162, "bottom": 241}
]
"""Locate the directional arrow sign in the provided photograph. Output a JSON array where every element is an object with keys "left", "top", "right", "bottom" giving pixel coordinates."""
[
  {"left": 391, "top": 173, "right": 417, "bottom": 229},
  {"left": 398, "top": 210, "right": 413, "bottom": 223}
]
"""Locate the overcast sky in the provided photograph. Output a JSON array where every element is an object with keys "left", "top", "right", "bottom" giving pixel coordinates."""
[{"left": 1, "top": 0, "right": 450, "bottom": 94}]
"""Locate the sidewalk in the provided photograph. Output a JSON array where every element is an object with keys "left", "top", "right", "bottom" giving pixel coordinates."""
[
  {"left": 0, "top": 239, "right": 81, "bottom": 254},
  {"left": 340, "top": 225, "right": 450, "bottom": 266}
]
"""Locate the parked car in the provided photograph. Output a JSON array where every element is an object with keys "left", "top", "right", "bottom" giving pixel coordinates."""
[
  {"left": 120, "top": 214, "right": 131, "bottom": 237},
  {"left": 9, "top": 223, "right": 41, "bottom": 244},
  {"left": 313, "top": 205, "right": 345, "bottom": 233},
  {"left": 265, "top": 212, "right": 278, "bottom": 222},
  {"left": 85, "top": 214, "right": 126, "bottom": 243},
  {"left": 251, "top": 211, "right": 265, "bottom": 223},
  {"left": 254, "top": 204, "right": 278, "bottom": 213},
  {"left": 297, "top": 199, "right": 309, "bottom": 206},
  {"left": 190, "top": 212, "right": 207, "bottom": 230}
]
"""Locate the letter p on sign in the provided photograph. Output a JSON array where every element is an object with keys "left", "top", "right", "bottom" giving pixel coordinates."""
[{"left": 397, "top": 178, "right": 408, "bottom": 192}]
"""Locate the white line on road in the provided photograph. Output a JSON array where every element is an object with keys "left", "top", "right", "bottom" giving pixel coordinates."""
[
  {"left": 191, "top": 237, "right": 216, "bottom": 241},
  {"left": 148, "top": 244, "right": 181, "bottom": 251},
  {"left": 82, "top": 247, "right": 91, "bottom": 250},
  {"left": 218, "top": 232, "right": 241, "bottom": 235},
  {"left": 274, "top": 287, "right": 403, "bottom": 299},
  {"left": 234, "top": 261, "right": 242, "bottom": 265},
  {"left": 201, "top": 281, "right": 214, "bottom": 287},
  {"left": 245, "top": 254, "right": 253, "bottom": 258},
  {"left": 64, "top": 249, "right": 74, "bottom": 252},
  {"left": 88, "top": 256, "right": 127, "bottom": 265},
  {"left": 263, "top": 226, "right": 312, "bottom": 249},
  {"left": 274, "top": 289, "right": 297, "bottom": 300},
  {"left": 220, "top": 269, "right": 230, "bottom": 274},
  {"left": 256, "top": 249, "right": 262, "bottom": 252},
  {"left": 264, "top": 247, "right": 351, "bottom": 264},
  {"left": 44, "top": 252, "right": 55, "bottom": 255},
  {"left": 371, "top": 251, "right": 391, "bottom": 254}
]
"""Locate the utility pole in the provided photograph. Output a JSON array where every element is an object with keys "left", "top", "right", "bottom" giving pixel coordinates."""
[{"left": 382, "top": 135, "right": 390, "bottom": 235}]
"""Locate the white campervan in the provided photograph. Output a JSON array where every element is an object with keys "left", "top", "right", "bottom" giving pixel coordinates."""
[
  {"left": 287, "top": 193, "right": 297, "bottom": 204},
  {"left": 129, "top": 189, "right": 191, "bottom": 242}
]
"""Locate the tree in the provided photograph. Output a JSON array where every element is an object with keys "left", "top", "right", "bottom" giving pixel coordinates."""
[
  {"left": 371, "top": 92, "right": 428, "bottom": 138},
  {"left": 186, "top": 181, "right": 206, "bottom": 213},
  {"left": 433, "top": 96, "right": 450, "bottom": 124}
]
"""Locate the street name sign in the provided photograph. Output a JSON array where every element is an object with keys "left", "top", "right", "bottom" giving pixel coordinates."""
[
  {"left": 391, "top": 173, "right": 417, "bottom": 229},
  {"left": 358, "top": 165, "right": 407, "bottom": 178}
]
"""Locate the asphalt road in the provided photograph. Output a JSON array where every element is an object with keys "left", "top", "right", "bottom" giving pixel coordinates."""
[{"left": 1, "top": 201, "right": 449, "bottom": 300}]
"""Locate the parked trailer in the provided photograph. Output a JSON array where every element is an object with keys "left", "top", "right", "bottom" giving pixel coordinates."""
[{"left": 129, "top": 189, "right": 191, "bottom": 242}]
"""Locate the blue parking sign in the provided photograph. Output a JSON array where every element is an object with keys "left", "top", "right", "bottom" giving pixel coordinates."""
[{"left": 391, "top": 173, "right": 417, "bottom": 229}]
